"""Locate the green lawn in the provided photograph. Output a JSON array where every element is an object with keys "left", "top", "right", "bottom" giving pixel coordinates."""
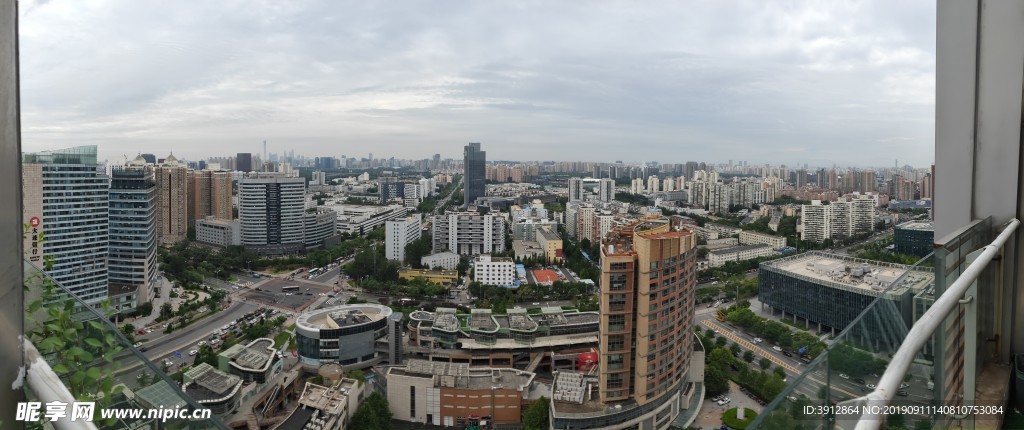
[
  {"left": 274, "top": 331, "right": 291, "bottom": 348},
  {"left": 723, "top": 407, "right": 758, "bottom": 430}
]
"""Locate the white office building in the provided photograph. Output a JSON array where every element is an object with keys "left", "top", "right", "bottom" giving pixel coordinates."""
[
  {"left": 386, "top": 214, "right": 422, "bottom": 262},
  {"left": 196, "top": 217, "right": 241, "bottom": 247},
  {"left": 421, "top": 251, "right": 460, "bottom": 270},
  {"left": 738, "top": 231, "right": 786, "bottom": 249},
  {"left": 473, "top": 255, "right": 516, "bottom": 287},
  {"left": 238, "top": 173, "right": 306, "bottom": 246},
  {"left": 431, "top": 212, "right": 506, "bottom": 255},
  {"left": 708, "top": 244, "right": 776, "bottom": 267},
  {"left": 22, "top": 145, "right": 110, "bottom": 306}
]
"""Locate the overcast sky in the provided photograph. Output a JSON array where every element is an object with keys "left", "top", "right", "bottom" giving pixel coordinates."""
[{"left": 19, "top": 0, "right": 935, "bottom": 167}]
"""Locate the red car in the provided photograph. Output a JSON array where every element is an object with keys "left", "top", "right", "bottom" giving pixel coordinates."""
[{"left": 137, "top": 329, "right": 146, "bottom": 335}]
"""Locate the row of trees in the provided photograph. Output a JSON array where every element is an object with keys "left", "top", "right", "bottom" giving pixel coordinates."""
[
  {"left": 721, "top": 305, "right": 827, "bottom": 358},
  {"left": 697, "top": 329, "right": 788, "bottom": 402}
]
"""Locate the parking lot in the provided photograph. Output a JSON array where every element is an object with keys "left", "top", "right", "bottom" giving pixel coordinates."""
[{"left": 240, "top": 277, "right": 335, "bottom": 312}]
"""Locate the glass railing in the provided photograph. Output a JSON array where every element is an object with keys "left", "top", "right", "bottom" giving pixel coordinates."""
[
  {"left": 22, "top": 259, "right": 228, "bottom": 429},
  {"left": 751, "top": 217, "right": 1019, "bottom": 430},
  {"left": 749, "top": 248, "right": 936, "bottom": 429}
]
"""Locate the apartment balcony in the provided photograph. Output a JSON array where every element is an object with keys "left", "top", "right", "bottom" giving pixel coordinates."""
[
  {"left": 21, "top": 260, "right": 227, "bottom": 429},
  {"left": 752, "top": 217, "right": 1020, "bottom": 430}
]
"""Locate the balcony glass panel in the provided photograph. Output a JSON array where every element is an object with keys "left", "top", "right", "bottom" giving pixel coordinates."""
[{"left": 23, "top": 260, "right": 227, "bottom": 429}]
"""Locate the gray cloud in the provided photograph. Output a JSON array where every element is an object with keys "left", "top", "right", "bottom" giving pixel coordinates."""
[{"left": 19, "top": 0, "right": 935, "bottom": 167}]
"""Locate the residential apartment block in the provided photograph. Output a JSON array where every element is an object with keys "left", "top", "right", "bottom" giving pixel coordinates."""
[
  {"left": 431, "top": 212, "right": 505, "bottom": 255},
  {"left": 386, "top": 214, "right": 422, "bottom": 262}
]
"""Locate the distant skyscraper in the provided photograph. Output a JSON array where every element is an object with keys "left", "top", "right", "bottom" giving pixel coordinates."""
[
  {"left": 236, "top": 152, "right": 253, "bottom": 173},
  {"left": 22, "top": 145, "right": 110, "bottom": 306},
  {"left": 238, "top": 173, "right": 305, "bottom": 246},
  {"left": 463, "top": 142, "right": 486, "bottom": 207},
  {"left": 109, "top": 157, "right": 158, "bottom": 309},
  {"left": 155, "top": 154, "right": 189, "bottom": 246}
]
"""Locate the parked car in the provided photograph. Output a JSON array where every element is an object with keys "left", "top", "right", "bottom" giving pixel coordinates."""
[
  {"left": 717, "top": 398, "right": 731, "bottom": 406},
  {"left": 772, "top": 346, "right": 783, "bottom": 352},
  {"left": 853, "top": 378, "right": 866, "bottom": 384},
  {"left": 897, "top": 390, "right": 909, "bottom": 397},
  {"left": 188, "top": 350, "right": 198, "bottom": 356},
  {"left": 783, "top": 350, "right": 793, "bottom": 357},
  {"left": 839, "top": 373, "right": 850, "bottom": 380},
  {"left": 866, "top": 384, "right": 876, "bottom": 389},
  {"left": 899, "top": 383, "right": 910, "bottom": 389},
  {"left": 753, "top": 337, "right": 763, "bottom": 343}
]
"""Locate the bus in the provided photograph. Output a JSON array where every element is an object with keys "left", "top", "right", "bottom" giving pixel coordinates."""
[{"left": 282, "top": 285, "right": 299, "bottom": 293}]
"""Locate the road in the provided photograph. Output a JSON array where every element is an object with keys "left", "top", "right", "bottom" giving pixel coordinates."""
[
  {"left": 696, "top": 310, "right": 934, "bottom": 407},
  {"left": 432, "top": 175, "right": 463, "bottom": 214}
]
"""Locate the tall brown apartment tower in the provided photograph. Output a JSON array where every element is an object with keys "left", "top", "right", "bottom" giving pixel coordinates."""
[
  {"left": 154, "top": 154, "right": 188, "bottom": 245},
  {"left": 599, "top": 217, "right": 697, "bottom": 407},
  {"left": 187, "top": 169, "right": 233, "bottom": 225}
]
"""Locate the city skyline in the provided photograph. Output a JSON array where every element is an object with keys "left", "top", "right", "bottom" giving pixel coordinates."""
[{"left": 19, "top": 1, "right": 935, "bottom": 167}]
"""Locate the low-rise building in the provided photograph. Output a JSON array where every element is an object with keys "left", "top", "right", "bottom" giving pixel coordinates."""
[
  {"left": 278, "top": 379, "right": 364, "bottom": 429},
  {"left": 328, "top": 204, "right": 410, "bottom": 235},
  {"left": 473, "top": 255, "right": 516, "bottom": 287},
  {"left": 196, "top": 216, "right": 241, "bottom": 247},
  {"left": 512, "top": 240, "right": 546, "bottom": 262},
  {"left": 738, "top": 230, "right": 786, "bottom": 248},
  {"left": 708, "top": 244, "right": 776, "bottom": 267},
  {"left": 421, "top": 251, "right": 460, "bottom": 270},
  {"left": 536, "top": 228, "right": 564, "bottom": 263},
  {"left": 894, "top": 221, "right": 934, "bottom": 257},
  {"left": 182, "top": 363, "right": 243, "bottom": 416},
  {"left": 217, "top": 338, "right": 281, "bottom": 384},
  {"left": 304, "top": 208, "right": 338, "bottom": 248},
  {"left": 386, "top": 360, "right": 537, "bottom": 427},
  {"left": 295, "top": 304, "right": 397, "bottom": 370},
  {"left": 399, "top": 269, "right": 460, "bottom": 285}
]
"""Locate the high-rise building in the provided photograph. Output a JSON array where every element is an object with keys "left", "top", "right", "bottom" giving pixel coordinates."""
[
  {"left": 567, "top": 177, "right": 585, "bottom": 202},
  {"left": 463, "top": 142, "right": 486, "bottom": 207},
  {"left": 556, "top": 218, "right": 698, "bottom": 429},
  {"left": 598, "top": 178, "right": 614, "bottom": 202},
  {"left": 800, "top": 201, "right": 833, "bottom": 243},
  {"left": 154, "top": 154, "right": 189, "bottom": 246},
  {"left": 238, "top": 173, "right": 305, "bottom": 247},
  {"left": 386, "top": 214, "right": 422, "bottom": 262},
  {"left": 431, "top": 212, "right": 505, "bottom": 255},
  {"left": 187, "top": 169, "right": 232, "bottom": 226},
  {"left": 236, "top": 152, "right": 253, "bottom": 173},
  {"left": 22, "top": 145, "right": 110, "bottom": 306},
  {"left": 647, "top": 175, "right": 660, "bottom": 193},
  {"left": 108, "top": 158, "right": 158, "bottom": 309}
]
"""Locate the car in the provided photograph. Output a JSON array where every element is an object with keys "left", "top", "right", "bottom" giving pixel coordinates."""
[
  {"left": 145, "top": 329, "right": 153, "bottom": 334},
  {"left": 839, "top": 373, "right": 850, "bottom": 379},
  {"left": 782, "top": 350, "right": 793, "bottom": 357},
  {"left": 164, "top": 360, "right": 173, "bottom": 367},
  {"left": 717, "top": 398, "right": 731, "bottom": 406},
  {"left": 133, "top": 342, "right": 142, "bottom": 348},
  {"left": 137, "top": 329, "right": 147, "bottom": 335},
  {"left": 899, "top": 383, "right": 909, "bottom": 389},
  {"left": 188, "top": 350, "right": 198, "bottom": 356},
  {"left": 139, "top": 346, "right": 147, "bottom": 352},
  {"left": 853, "top": 378, "right": 866, "bottom": 384},
  {"left": 161, "top": 323, "right": 168, "bottom": 328},
  {"left": 897, "top": 390, "right": 909, "bottom": 397},
  {"left": 866, "top": 384, "right": 876, "bottom": 389},
  {"left": 712, "top": 395, "right": 723, "bottom": 402},
  {"left": 786, "top": 396, "right": 798, "bottom": 402},
  {"left": 773, "top": 346, "right": 783, "bottom": 352},
  {"left": 532, "top": 302, "right": 540, "bottom": 306},
  {"left": 753, "top": 337, "right": 763, "bottom": 343},
  {"left": 198, "top": 341, "right": 207, "bottom": 346}
]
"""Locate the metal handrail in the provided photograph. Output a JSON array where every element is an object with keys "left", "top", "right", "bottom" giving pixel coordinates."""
[
  {"left": 24, "top": 339, "right": 99, "bottom": 430},
  {"left": 854, "top": 218, "right": 1019, "bottom": 430}
]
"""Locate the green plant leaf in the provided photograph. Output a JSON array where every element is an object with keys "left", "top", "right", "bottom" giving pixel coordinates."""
[
  {"left": 51, "top": 363, "right": 69, "bottom": 374},
  {"left": 84, "top": 338, "right": 103, "bottom": 348},
  {"left": 85, "top": 367, "right": 101, "bottom": 382},
  {"left": 70, "top": 370, "right": 86, "bottom": 385}
]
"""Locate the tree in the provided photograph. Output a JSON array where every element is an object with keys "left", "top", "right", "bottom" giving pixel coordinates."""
[
  {"left": 729, "top": 343, "right": 742, "bottom": 357},
  {"left": 136, "top": 301, "right": 153, "bottom": 317},
  {"left": 159, "top": 302, "right": 173, "bottom": 321},
  {"left": 759, "top": 357, "right": 772, "bottom": 370},
  {"left": 136, "top": 371, "right": 152, "bottom": 388},
  {"left": 349, "top": 392, "right": 393, "bottom": 430},
  {"left": 743, "top": 350, "right": 755, "bottom": 363},
  {"left": 704, "top": 366, "right": 729, "bottom": 397},
  {"left": 522, "top": 397, "right": 550, "bottom": 430},
  {"left": 165, "top": 321, "right": 174, "bottom": 334},
  {"left": 774, "top": 366, "right": 787, "bottom": 380},
  {"left": 715, "top": 336, "right": 728, "bottom": 347},
  {"left": 404, "top": 234, "right": 432, "bottom": 268}
]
